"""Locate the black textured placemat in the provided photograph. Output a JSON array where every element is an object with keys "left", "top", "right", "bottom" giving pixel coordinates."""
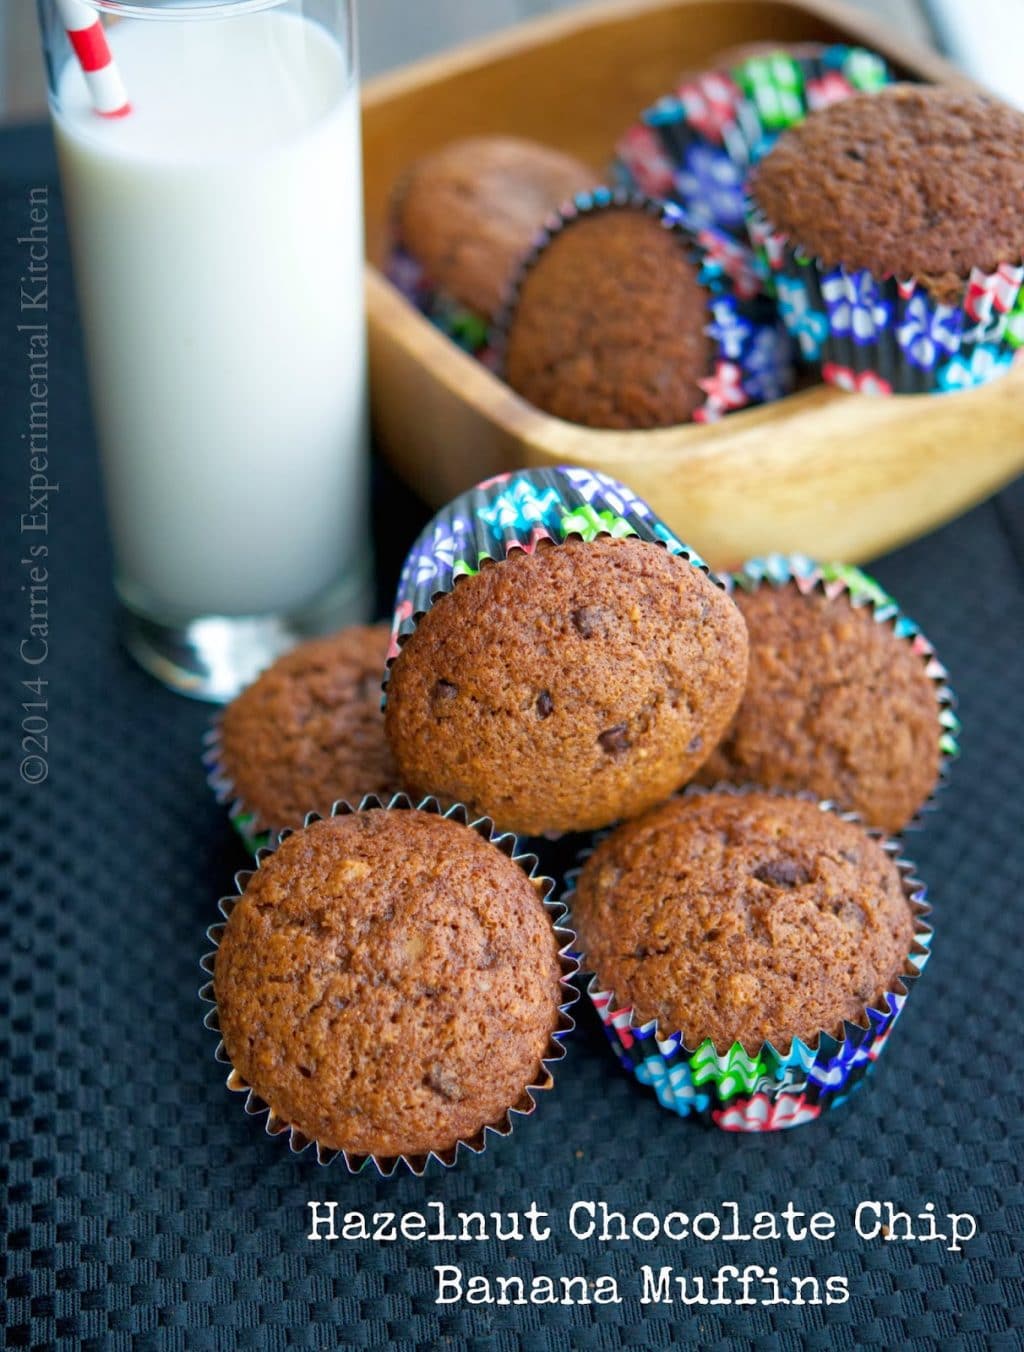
[{"left": 2, "top": 126, "right": 1023, "bottom": 1352}]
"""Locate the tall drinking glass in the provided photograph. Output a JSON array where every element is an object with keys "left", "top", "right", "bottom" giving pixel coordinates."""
[{"left": 38, "top": 0, "right": 371, "bottom": 700}]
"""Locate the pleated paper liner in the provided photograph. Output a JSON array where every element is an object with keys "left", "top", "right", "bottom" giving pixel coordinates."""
[
  {"left": 491, "top": 189, "right": 793, "bottom": 424},
  {"left": 747, "top": 201, "right": 1024, "bottom": 393},
  {"left": 613, "top": 45, "right": 893, "bottom": 252},
  {"left": 564, "top": 784, "right": 933, "bottom": 1132},
  {"left": 199, "top": 793, "right": 579, "bottom": 1176},
  {"left": 719, "top": 554, "right": 959, "bottom": 831},
  {"left": 202, "top": 720, "right": 273, "bottom": 855},
  {"left": 385, "top": 464, "right": 716, "bottom": 688},
  {"left": 387, "top": 245, "right": 496, "bottom": 362}
]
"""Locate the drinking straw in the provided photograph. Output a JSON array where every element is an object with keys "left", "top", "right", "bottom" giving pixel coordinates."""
[{"left": 56, "top": 0, "right": 131, "bottom": 117}]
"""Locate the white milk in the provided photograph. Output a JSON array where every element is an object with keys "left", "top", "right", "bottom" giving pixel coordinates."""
[{"left": 52, "top": 9, "right": 368, "bottom": 619}]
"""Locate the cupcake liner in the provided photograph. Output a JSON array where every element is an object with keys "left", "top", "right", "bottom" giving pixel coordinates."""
[
  {"left": 202, "top": 721, "right": 273, "bottom": 856},
  {"left": 719, "top": 554, "right": 959, "bottom": 829},
  {"left": 384, "top": 464, "right": 713, "bottom": 684},
  {"left": 613, "top": 46, "right": 893, "bottom": 251},
  {"left": 747, "top": 202, "right": 1024, "bottom": 393},
  {"left": 199, "top": 792, "right": 579, "bottom": 1176},
  {"left": 564, "top": 783, "right": 933, "bottom": 1132},
  {"left": 492, "top": 189, "right": 793, "bottom": 424},
  {"left": 387, "top": 245, "right": 496, "bottom": 362}
]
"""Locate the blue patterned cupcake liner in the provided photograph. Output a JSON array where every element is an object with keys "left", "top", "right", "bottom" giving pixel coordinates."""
[
  {"left": 199, "top": 792, "right": 579, "bottom": 1175},
  {"left": 387, "top": 245, "right": 497, "bottom": 362},
  {"left": 492, "top": 189, "right": 792, "bottom": 424},
  {"left": 565, "top": 783, "right": 932, "bottom": 1132},
  {"left": 384, "top": 464, "right": 714, "bottom": 688},
  {"left": 747, "top": 203, "right": 1024, "bottom": 393},
  {"left": 613, "top": 45, "right": 893, "bottom": 254},
  {"left": 719, "top": 554, "right": 960, "bottom": 830}
]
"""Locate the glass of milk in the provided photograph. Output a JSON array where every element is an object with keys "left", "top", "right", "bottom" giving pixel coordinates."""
[{"left": 38, "top": 0, "right": 371, "bottom": 700}]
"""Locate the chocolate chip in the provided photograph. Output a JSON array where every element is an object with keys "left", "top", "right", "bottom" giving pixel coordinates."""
[
  {"left": 424, "top": 1065, "right": 460, "bottom": 1101},
  {"left": 687, "top": 735, "right": 704, "bottom": 755},
  {"left": 703, "top": 928, "right": 720, "bottom": 943},
  {"left": 753, "top": 859, "right": 811, "bottom": 889},
  {"left": 571, "top": 606, "right": 603, "bottom": 638},
  {"left": 433, "top": 679, "right": 458, "bottom": 700},
  {"left": 297, "top": 1065, "right": 313, "bottom": 1079},
  {"left": 845, "top": 146, "right": 864, "bottom": 162},
  {"left": 536, "top": 690, "right": 554, "bottom": 719},
  {"left": 598, "top": 723, "right": 630, "bottom": 754}
]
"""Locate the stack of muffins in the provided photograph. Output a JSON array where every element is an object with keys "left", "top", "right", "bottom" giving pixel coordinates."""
[
  {"left": 388, "top": 45, "right": 1024, "bottom": 422},
  {"left": 203, "top": 466, "right": 954, "bottom": 1160}
]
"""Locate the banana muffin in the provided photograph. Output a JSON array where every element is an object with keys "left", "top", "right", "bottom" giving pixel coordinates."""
[
  {"left": 384, "top": 535, "right": 749, "bottom": 836},
  {"left": 697, "top": 581, "right": 942, "bottom": 832},
  {"left": 502, "top": 204, "right": 714, "bottom": 428},
  {"left": 751, "top": 84, "right": 1024, "bottom": 302},
  {"left": 572, "top": 790, "right": 916, "bottom": 1051},
  {"left": 214, "top": 808, "right": 565, "bottom": 1160},
  {"left": 218, "top": 624, "right": 399, "bottom": 838},
  {"left": 394, "top": 135, "right": 600, "bottom": 324}
]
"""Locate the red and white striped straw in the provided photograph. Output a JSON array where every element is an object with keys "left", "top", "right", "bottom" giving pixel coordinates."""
[{"left": 56, "top": 0, "right": 131, "bottom": 118}]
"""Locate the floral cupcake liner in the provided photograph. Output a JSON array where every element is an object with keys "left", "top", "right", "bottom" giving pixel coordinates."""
[
  {"left": 202, "top": 720, "right": 273, "bottom": 856},
  {"left": 384, "top": 463, "right": 715, "bottom": 687},
  {"left": 199, "top": 792, "right": 579, "bottom": 1176},
  {"left": 565, "top": 783, "right": 933, "bottom": 1132},
  {"left": 747, "top": 203, "right": 1024, "bottom": 392},
  {"left": 492, "top": 189, "right": 792, "bottom": 423},
  {"left": 720, "top": 553, "right": 960, "bottom": 829},
  {"left": 387, "top": 245, "right": 497, "bottom": 362},
  {"left": 614, "top": 45, "right": 893, "bottom": 249}
]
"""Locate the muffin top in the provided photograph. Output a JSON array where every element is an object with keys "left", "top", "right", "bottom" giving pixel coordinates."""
[
  {"left": 572, "top": 791, "right": 916, "bottom": 1051},
  {"left": 751, "top": 84, "right": 1024, "bottom": 302},
  {"left": 215, "top": 809, "right": 564, "bottom": 1159},
  {"left": 503, "top": 207, "right": 713, "bottom": 428},
  {"left": 395, "top": 135, "right": 599, "bottom": 321},
  {"left": 219, "top": 624, "right": 399, "bottom": 836},
  {"left": 384, "top": 536, "right": 748, "bottom": 836},
  {"left": 697, "top": 582, "right": 941, "bottom": 832}
]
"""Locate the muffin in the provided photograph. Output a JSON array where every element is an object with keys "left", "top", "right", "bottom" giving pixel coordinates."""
[
  {"left": 391, "top": 135, "right": 600, "bottom": 335},
  {"left": 212, "top": 624, "right": 399, "bottom": 845},
  {"left": 697, "top": 567, "right": 949, "bottom": 832},
  {"left": 749, "top": 85, "right": 1024, "bottom": 392},
  {"left": 210, "top": 804, "right": 572, "bottom": 1165},
  {"left": 385, "top": 533, "right": 748, "bottom": 836},
  {"left": 614, "top": 45, "right": 891, "bottom": 245},
  {"left": 573, "top": 791, "right": 916, "bottom": 1052},
  {"left": 499, "top": 192, "right": 790, "bottom": 428}
]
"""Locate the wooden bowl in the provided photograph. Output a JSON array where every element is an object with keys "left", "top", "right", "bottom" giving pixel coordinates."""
[{"left": 361, "top": 0, "right": 1024, "bottom": 568}]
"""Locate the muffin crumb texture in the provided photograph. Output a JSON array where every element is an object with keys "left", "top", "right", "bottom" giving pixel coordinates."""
[
  {"left": 219, "top": 624, "right": 399, "bottom": 835},
  {"left": 751, "top": 85, "right": 1024, "bottom": 302},
  {"left": 396, "top": 135, "right": 599, "bottom": 322},
  {"left": 215, "top": 810, "right": 564, "bottom": 1158},
  {"left": 384, "top": 536, "right": 749, "bottom": 836},
  {"left": 573, "top": 791, "right": 916, "bottom": 1052},
  {"left": 698, "top": 584, "right": 941, "bottom": 832},
  {"left": 504, "top": 208, "right": 713, "bottom": 428}
]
